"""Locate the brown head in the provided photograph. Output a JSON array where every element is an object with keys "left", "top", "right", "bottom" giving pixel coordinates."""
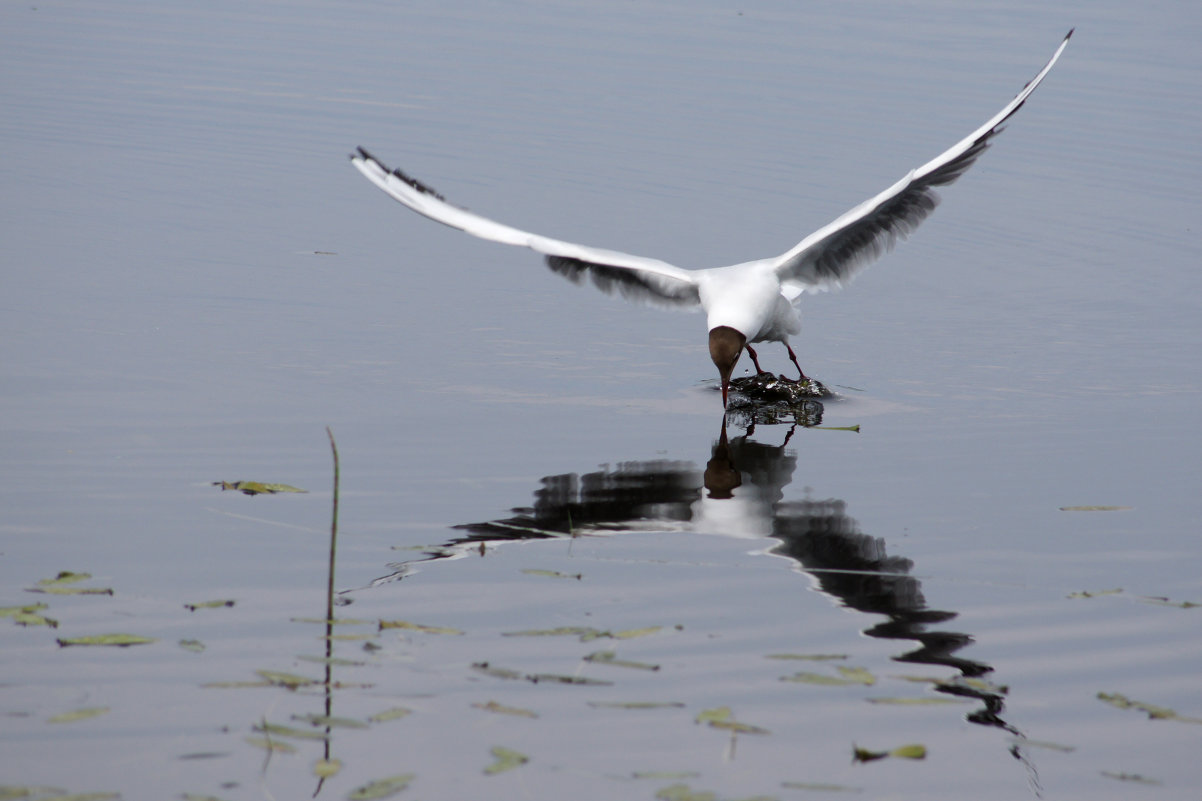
[{"left": 708, "top": 325, "right": 746, "bottom": 408}]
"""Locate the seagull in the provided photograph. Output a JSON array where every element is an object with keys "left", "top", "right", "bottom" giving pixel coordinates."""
[{"left": 351, "top": 31, "right": 1071, "bottom": 406}]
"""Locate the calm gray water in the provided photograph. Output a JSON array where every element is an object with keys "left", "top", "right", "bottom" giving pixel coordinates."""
[{"left": 3, "top": 1, "right": 1201, "bottom": 799}]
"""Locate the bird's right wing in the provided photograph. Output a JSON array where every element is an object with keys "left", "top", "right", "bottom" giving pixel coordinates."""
[
  {"left": 351, "top": 149, "right": 701, "bottom": 308},
  {"left": 772, "top": 30, "right": 1072, "bottom": 294}
]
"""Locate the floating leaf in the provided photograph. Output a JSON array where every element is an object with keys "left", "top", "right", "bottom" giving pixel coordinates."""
[
  {"left": 367, "top": 706, "right": 413, "bottom": 724},
  {"left": 765, "top": 653, "right": 848, "bottom": 661},
  {"left": 633, "top": 771, "right": 700, "bottom": 780},
  {"left": 521, "top": 568, "right": 582, "bottom": 580},
  {"left": 654, "top": 784, "right": 717, "bottom": 801},
  {"left": 244, "top": 736, "right": 296, "bottom": 754},
  {"left": 182, "top": 794, "right": 230, "bottom": 801},
  {"left": 853, "top": 743, "right": 926, "bottom": 762},
  {"left": 47, "top": 707, "right": 110, "bottom": 724},
  {"left": 347, "top": 773, "right": 415, "bottom": 800},
  {"left": 1097, "top": 692, "right": 1202, "bottom": 723},
  {"left": 1067, "top": 588, "right": 1123, "bottom": 599},
  {"left": 184, "top": 599, "right": 235, "bottom": 611},
  {"left": 291, "top": 616, "right": 372, "bottom": 625},
  {"left": 253, "top": 722, "right": 327, "bottom": 741},
  {"left": 471, "top": 662, "right": 523, "bottom": 680},
  {"left": 14, "top": 612, "right": 58, "bottom": 628},
  {"left": 57, "top": 633, "right": 155, "bottom": 647},
  {"left": 29, "top": 585, "right": 113, "bottom": 596},
  {"left": 781, "top": 782, "right": 862, "bottom": 792},
  {"left": 484, "top": 746, "right": 529, "bottom": 775},
  {"left": 933, "top": 676, "right": 1009, "bottom": 695},
  {"left": 291, "top": 713, "right": 367, "bottom": 729},
  {"left": 1100, "top": 771, "right": 1160, "bottom": 785},
  {"left": 527, "top": 672, "right": 611, "bottom": 686},
  {"left": 28, "top": 794, "right": 120, "bottom": 801},
  {"left": 255, "top": 669, "right": 320, "bottom": 689},
  {"left": 38, "top": 571, "right": 92, "bottom": 586},
  {"left": 1059, "top": 505, "right": 1131, "bottom": 512},
  {"left": 584, "top": 650, "right": 660, "bottom": 671},
  {"left": 1138, "top": 596, "right": 1200, "bottom": 609},
  {"left": 201, "top": 680, "right": 272, "bottom": 689},
  {"left": 0, "top": 788, "right": 68, "bottom": 800},
  {"left": 865, "top": 697, "right": 966, "bottom": 706},
  {"left": 502, "top": 626, "right": 599, "bottom": 639},
  {"left": 473, "top": 701, "right": 537, "bottom": 718},
  {"left": 296, "top": 654, "right": 364, "bottom": 667},
  {"left": 212, "top": 480, "right": 307, "bottom": 496},
  {"left": 614, "top": 626, "right": 663, "bottom": 640},
  {"left": 590, "top": 701, "right": 686, "bottom": 710},
  {"left": 378, "top": 619, "right": 463, "bottom": 635},
  {"left": 179, "top": 639, "right": 206, "bottom": 653},
  {"left": 695, "top": 706, "right": 770, "bottom": 735},
  {"left": 782, "top": 666, "right": 875, "bottom": 686},
  {"left": 313, "top": 758, "right": 342, "bottom": 778}
]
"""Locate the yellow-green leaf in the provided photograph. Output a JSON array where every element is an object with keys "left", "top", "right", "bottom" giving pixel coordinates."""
[
  {"left": 179, "top": 639, "right": 205, "bottom": 653},
  {"left": 347, "top": 773, "right": 415, "bottom": 800},
  {"left": 378, "top": 619, "right": 463, "bottom": 635},
  {"left": 255, "top": 670, "right": 320, "bottom": 689},
  {"left": 472, "top": 701, "right": 538, "bottom": 718},
  {"left": 654, "top": 784, "right": 717, "bottom": 801},
  {"left": 47, "top": 707, "right": 110, "bottom": 724},
  {"left": 889, "top": 744, "right": 927, "bottom": 759},
  {"left": 781, "top": 666, "right": 875, "bottom": 686},
  {"left": 367, "top": 706, "right": 413, "bottom": 724},
  {"left": 313, "top": 758, "right": 342, "bottom": 778},
  {"left": 291, "top": 713, "right": 367, "bottom": 729},
  {"left": 29, "top": 586, "right": 113, "bottom": 596},
  {"left": 521, "top": 568, "right": 582, "bottom": 579},
  {"left": 244, "top": 736, "right": 296, "bottom": 754},
  {"left": 184, "top": 599, "right": 235, "bottom": 611},
  {"left": 57, "top": 633, "right": 155, "bottom": 647},
  {"left": 484, "top": 746, "right": 529, "bottom": 775},
  {"left": 213, "top": 480, "right": 307, "bottom": 496},
  {"left": 38, "top": 571, "right": 91, "bottom": 586},
  {"left": 694, "top": 706, "right": 769, "bottom": 735},
  {"left": 583, "top": 650, "right": 660, "bottom": 671},
  {"left": 1059, "top": 505, "right": 1131, "bottom": 512},
  {"left": 589, "top": 701, "right": 686, "bottom": 710}
]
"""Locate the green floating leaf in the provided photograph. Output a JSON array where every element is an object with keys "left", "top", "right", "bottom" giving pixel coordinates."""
[
  {"left": 30, "top": 793, "right": 120, "bottom": 801},
  {"left": 201, "top": 680, "right": 272, "bottom": 689},
  {"left": 57, "top": 633, "right": 155, "bottom": 647},
  {"left": 484, "top": 746, "right": 529, "bottom": 775},
  {"left": 1, "top": 602, "right": 59, "bottom": 628},
  {"left": 1100, "top": 771, "right": 1160, "bottom": 785},
  {"left": 527, "top": 672, "right": 612, "bottom": 686},
  {"left": 244, "top": 736, "right": 296, "bottom": 754},
  {"left": 781, "top": 781, "right": 862, "bottom": 792},
  {"left": 38, "top": 571, "right": 92, "bottom": 586},
  {"left": 313, "top": 758, "right": 342, "bottom": 778},
  {"left": 0, "top": 787, "right": 68, "bottom": 801},
  {"left": 590, "top": 701, "right": 686, "bottom": 710},
  {"left": 613, "top": 626, "right": 663, "bottom": 640},
  {"left": 765, "top": 653, "right": 848, "bottom": 661},
  {"left": 348, "top": 770, "right": 415, "bottom": 796},
  {"left": 782, "top": 666, "right": 875, "bottom": 686},
  {"left": 255, "top": 669, "right": 320, "bottom": 690},
  {"left": 502, "top": 625, "right": 599, "bottom": 639},
  {"left": 29, "top": 585, "right": 113, "bottom": 596},
  {"left": 471, "top": 662, "right": 523, "bottom": 681},
  {"left": 1097, "top": 692, "right": 1202, "bottom": 723},
  {"left": 473, "top": 700, "right": 538, "bottom": 718},
  {"left": 182, "top": 794, "right": 231, "bottom": 801},
  {"left": 521, "top": 568, "right": 582, "bottom": 580},
  {"left": 179, "top": 639, "right": 205, "bottom": 653},
  {"left": 654, "top": 784, "right": 717, "bottom": 801},
  {"left": 378, "top": 619, "right": 464, "bottom": 635},
  {"left": 584, "top": 650, "right": 660, "bottom": 671},
  {"left": 184, "top": 599, "right": 235, "bottom": 611},
  {"left": 212, "top": 480, "right": 307, "bottom": 496},
  {"left": 1067, "top": 588, "right": 1123, "bottom": 599},
  {"left": 367, "top": 706, "right": 413, "bottom": 724},
  {"left": 253, "top": 722, "right": 328, "bottom": 741},
  {"left": 632, "top": 771, "right": 700, "bottom": 780},
  {"left": 853, "top": 743, "right": 926, "bottom": 762},
  {"left": 47, "top": 707, "right": 110, "bottom": 724},
  {"left": 296, "top": 654, "right": 364, "bottom": 667},
  {"left": 933, "top": 676, "right": 1009, "bottom": 695},
  {"left": 1138, "top": 596, "right": 1200, "bottom": 609},
  {"left": 291, "top": 713, "right": 367, "bottom": 730},
  {"left": 1, "top": 602, "right": 50, "bottom": 617},
  {"left": 291, "top": 616, "right": 372, "bottom": 625},
  {"left": 1059, "top": 505, "right": 1131, "bottom": 512},
  {"left": 695, "top": 706, "right": 770, "bottom": 735}
]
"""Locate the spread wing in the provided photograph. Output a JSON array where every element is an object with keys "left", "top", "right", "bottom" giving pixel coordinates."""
[
  {"left": 773, "top": 30, "right": 1072, "bottom": 293},
  {"left": 350, "top": 149, "right": 701, "bottom": 308}
]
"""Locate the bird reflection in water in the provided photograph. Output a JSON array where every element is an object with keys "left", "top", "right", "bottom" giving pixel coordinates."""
[{"left": 374, "top": 417, "right": 1035, "bottom": 764}]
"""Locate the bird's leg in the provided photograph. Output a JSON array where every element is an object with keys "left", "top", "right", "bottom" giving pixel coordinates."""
[
  {"left": 745, "top": 344, "right": 768, "bottom": 375},
  {"left": 784, "top": 343, "right": 808, "bottom": 381}
]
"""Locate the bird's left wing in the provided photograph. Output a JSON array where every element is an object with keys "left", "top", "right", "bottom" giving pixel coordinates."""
[
  {"left": 772, "top": 30, "right": 1072, "bottom": 293},
  {"left": 350, "top": 149, "right": 701, "bottom": 308}
]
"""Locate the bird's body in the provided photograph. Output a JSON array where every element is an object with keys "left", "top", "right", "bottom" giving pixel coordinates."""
[{"left": 351, "top": 31, "right": 1072, "bottom": 405}]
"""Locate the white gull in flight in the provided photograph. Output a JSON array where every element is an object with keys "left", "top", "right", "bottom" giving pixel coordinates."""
[{"left": 351, "top": 31, "right": 1072, "bottom": 406}]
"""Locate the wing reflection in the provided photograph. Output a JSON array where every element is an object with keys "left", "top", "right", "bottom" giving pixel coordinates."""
[{"left": 378, "top": 418, "right": 1016, "bottom": 737}]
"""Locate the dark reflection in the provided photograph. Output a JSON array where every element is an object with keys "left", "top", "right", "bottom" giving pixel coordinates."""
[{"left": 375, "top": 417, "right": 1037, "bottom": 777}]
